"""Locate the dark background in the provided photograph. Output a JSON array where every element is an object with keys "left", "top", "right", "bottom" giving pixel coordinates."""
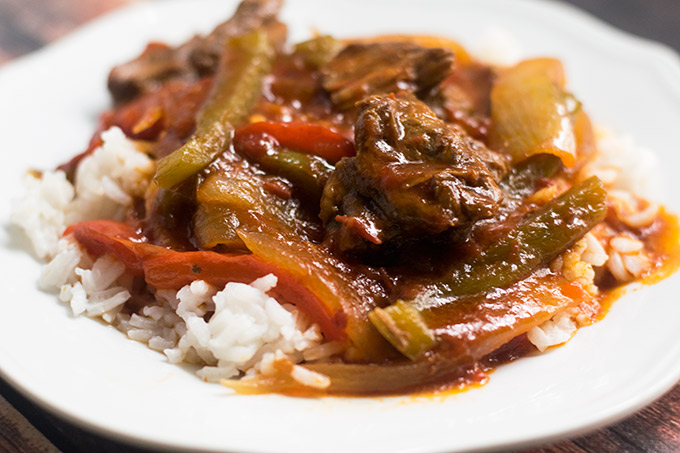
[
  {"left": 0, "top": 0, "right": 678, "bottom": 63},
  {"left": 564, "top": 0, "right": 679, "bottom": 51},
  {"left": 0, "top": 0, "right": 678, "bottom": 452}
]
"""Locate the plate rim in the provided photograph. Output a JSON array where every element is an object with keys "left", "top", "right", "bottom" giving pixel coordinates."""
[{"left": 1, "top": 0, "right": 679, "bottom": 452}]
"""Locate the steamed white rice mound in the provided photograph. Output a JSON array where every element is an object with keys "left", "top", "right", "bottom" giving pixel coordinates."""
[
  {"left": 527, "top": 309, "right": 579, "bottom": 353},
  {"left": 474, "top": 27, "right": 521, "bottom": 66},
  {"left": 40, "top": 240, "right": 326, "bottom": 382},
  {"left": 526, "top": 128, "right": 661, "bottom": 352},
  {"left": 585, "top": 126, "right": 662, "bottom": 202},
  {"left": 11, "top": 126, "right": 154, "bottom": 260},
  {"left": 159, "top": 276, "right": 324, "bottom": 381},
  {"left": 14, "top": 126, "right": 328, "bottom": 385}
]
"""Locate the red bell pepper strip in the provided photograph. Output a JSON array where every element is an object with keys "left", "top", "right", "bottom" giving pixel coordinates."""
[
  {"left": 65, "top": 220, "right": 347, "bottom": 341},
  {"left": 233, "top": 121, "right": 355, "bottom": 163}
]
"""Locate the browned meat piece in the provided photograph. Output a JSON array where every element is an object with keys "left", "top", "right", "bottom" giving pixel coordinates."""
[
  {"left": 321, "top": 42, "right": 453, "bottom": 110},
  {"left": 189, "top": 0, "right": 285, "bottom": 74},
  {"left": 320, "top": 93, "right": 507, "bottom": 253},
  {"left": 426, "top": 62, "right": 495, "bottom": 139},
  {"left": 107, "top": 41, "right": 195, "bottom": 104},
  {"left": 108, "top": 0, "right": 286, "bottom": 103}
]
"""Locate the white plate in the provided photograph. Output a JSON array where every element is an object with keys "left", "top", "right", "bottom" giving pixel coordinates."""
[{"left": 1, "top": 0, "right": 679, "bottom": 452}]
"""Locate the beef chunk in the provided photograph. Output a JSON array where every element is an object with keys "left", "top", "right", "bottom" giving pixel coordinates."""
[
  {"left": 320, "top": 93, "right": 507, "bottom": 253},
  {"left": 107, "top": 41, "right": 195, "bottom": 104},
  {"left": 108, "top": 0, "right": 286, "bottom": 103},
  {"left": 188, "top": 0, "right": 286, "bottom": 74},
  {"left": 426, "top": 62, "right": 495, "bottom": 139},
  {"left": 321, "top": 42, "right": 453, "bottom": 110}
]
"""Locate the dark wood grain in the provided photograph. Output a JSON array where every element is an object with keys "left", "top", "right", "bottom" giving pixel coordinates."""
[
  {"left": 520, "top": 384, "right": 680, "bottom": 453},
  {"left": 0, "top": 0, "right": 126, "bottom": 63},
  {"left": 0, "top": 394, "right": 58, "bottom": 452},
  {"left": 0, "top": 0, "right": 678, "bottom": 452},
  {"left": 560, "top": 0, "right": 680, "bottom": 52}
]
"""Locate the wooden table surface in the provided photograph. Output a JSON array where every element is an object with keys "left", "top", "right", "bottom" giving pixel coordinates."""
[{"left": 1, "top": 0, "right": 678, "bottom": 451}]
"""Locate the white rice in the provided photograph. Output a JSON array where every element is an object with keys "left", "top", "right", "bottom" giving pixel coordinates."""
[
  {"left": 11, "top": 171, "right": 74, "bottom": 260},
  {"left": 527, "top": 130, "right": 661, "bottom": 352},
  {"left": 10, "top": 126, "right": 154, "bottom": 260},
  {"left": 474, "top": 27, "right": 521, "bottom": 66},
  {"left": 527, "top": 308, "right": 579, "bottom": 353},
  {"left": 13, "top": 126, "right": 330, "bottom": 385},
  {"left": 584, "top": 126, "right": 662, "bottom": 202},
  {"left": 164, "top": 276, "right": 324, "bottom": 382},
  {"left": 66, "top": 127, "right": 155, "bottom": 224},
  {"left": 38, "top": 225, "right": 328, "bottom": 384}
]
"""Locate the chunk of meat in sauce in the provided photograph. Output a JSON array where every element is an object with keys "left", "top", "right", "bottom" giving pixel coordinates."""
[
  {"left": 321, "top": 42, "right": 454, "bottom": 110},
  {"left": 108, "top": 0, "right": 286, "bottom": 103},
  {"left": 320, "top": 93, "right": 508, "bottom": 254},
  {"left": 427, "top": 62, "right": 495, "bottom": 139}
]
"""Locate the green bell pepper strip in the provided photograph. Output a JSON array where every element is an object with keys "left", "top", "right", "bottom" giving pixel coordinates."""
[
  {"left": 255, "top": 148, "right": 334, "bottom": 202},
  {"left": 368, "top": 300, "right": 435, "bottom": 360},
  {"left": 293, "top": 35, "right": 343, "bottom": 69},
  {"left": 500, "top": 154, "right": 563, "bottom": 200},
  {"left": 428, "top": 176, "right": 607, "bottom": 299},
  {"left": 154, "top": 30, "right": 273, "bottom": 188},
  {"left": 369, "top": 176, "right": 607, "bottom": 359}
]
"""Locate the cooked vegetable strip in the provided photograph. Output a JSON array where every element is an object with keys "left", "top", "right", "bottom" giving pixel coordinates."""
[
  {"left": 500, "top": 154, "right": 563, "bottom": 200},
  {"left": 233, "top": 121, "right": 355, "bottom": 163},
  {"left": 423, "top": 176, "right": 607, "bottom": 300},
  {"left": 307, "top": 275, "right": 586, "bottom": 394},
  {"left": 194, "top": 203, "right": 248, "bottom": 251},
  {"left": 236, "top": 354, "right": 468, "bottom": 395},
  {"left": 154, "top": 30, "right": 273, "bottom": 188},
  {"left": 193, "top": 159, "right": 323, "bottom": 251},
  {"left": 254, "top": 149, "right": 334, "bottom": 201},
  {"left": 66, "top": 220, "right": 348, "bottom": 341},
  {"left": 222, "top": 374, "right": 318, "bottom": 395},
  {"left": 239, "top": 231, "right": 395, "bottom": 361},
  {"left": 194, "top": 169, "right": 265, "bottom": 250},
  {"left": 368, "top": 300, "right": 435, "bottom": 360},
  {"left": 294, "top": 35, "right": 343, "bottom": 68},
  {"left": 489, "top": 58, "right": 577, "bottom": 167}
]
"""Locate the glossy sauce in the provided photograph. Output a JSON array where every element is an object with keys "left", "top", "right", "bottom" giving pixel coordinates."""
[{"left": 65, "top": 32, "right": 680, "bottom": 396}]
